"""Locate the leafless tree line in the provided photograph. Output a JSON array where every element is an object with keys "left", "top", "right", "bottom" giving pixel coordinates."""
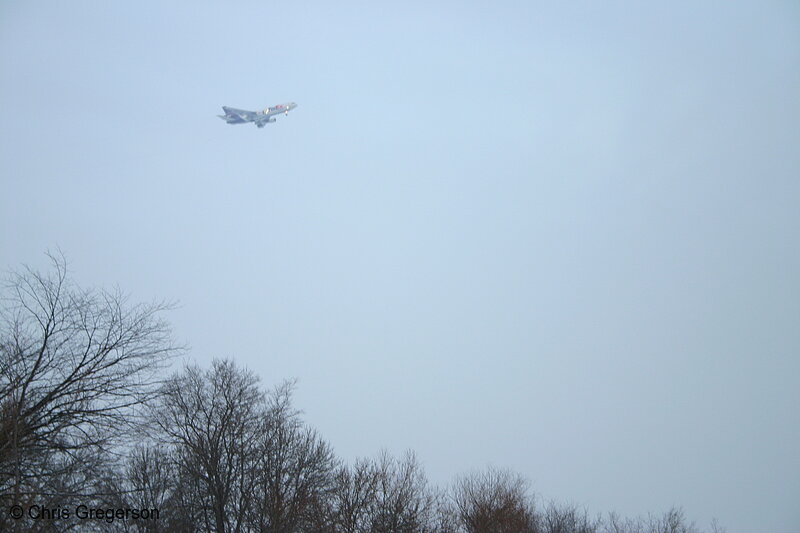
[{"left": 1, "top": 257, "right": 725, "bottom": 533}]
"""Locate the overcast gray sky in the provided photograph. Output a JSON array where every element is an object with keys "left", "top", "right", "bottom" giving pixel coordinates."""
[{"left": 2, "top": 2, "right": 799, "bottom": 531}]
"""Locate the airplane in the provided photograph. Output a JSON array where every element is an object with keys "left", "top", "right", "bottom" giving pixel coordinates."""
[{"left": 218, "top": 102, "right": 298, "bottom": 128}]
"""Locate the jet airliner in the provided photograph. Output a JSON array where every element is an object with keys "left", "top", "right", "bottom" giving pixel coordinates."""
[{"left": 218, "top": 102, "right": 297, "bottom": 128}]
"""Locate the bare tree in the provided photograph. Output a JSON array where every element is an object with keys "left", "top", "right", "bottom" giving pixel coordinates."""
[
  {"left": 427, "top": 488, "right": 460, "bottom": 533},
  {"left": 540, "top": 501, "right": 599, "bottom": 533},
  {"left": 154, "top": 359, "right": 263, "bottom": 533},
  {"left": 313, "top": 452, "right": 453, "bottom": 533},
  {"left": 600, "top": 508, "right": 704, "bottom": 533},
  {"left": 645, "top": 508, "right": 699, "bottom": 533},
  {"left": 96, "top": 444, "right": 192, "bottom": 533},
  {"left": 247, "top": 380, "right": 338, "bottom": 533},
  {"left": 452, "top": 467, "right": 537, "bottom": 533},
  {"left": 0, "top": 253, "right": 180, "bottom": 532},
  {"left": 603, "top": 512, "right": 643, "bottom": 533},
  {"left": 317, "top": 458, "right": 381, "bottom": 533},
  {"left": 708, "top": 518, "right": 725, "bottom": 533},
  {"left": 369, "top": 450, "right": 438, "bottom": 533}
]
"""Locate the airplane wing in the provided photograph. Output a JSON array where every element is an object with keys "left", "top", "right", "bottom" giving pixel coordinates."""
[{"left": 221, "top": 106, "right": 258, "bottom": 122}]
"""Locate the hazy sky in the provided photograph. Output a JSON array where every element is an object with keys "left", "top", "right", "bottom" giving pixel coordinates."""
[{"left": 2, "top": 2, "right": 799, "bottom": 531}]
